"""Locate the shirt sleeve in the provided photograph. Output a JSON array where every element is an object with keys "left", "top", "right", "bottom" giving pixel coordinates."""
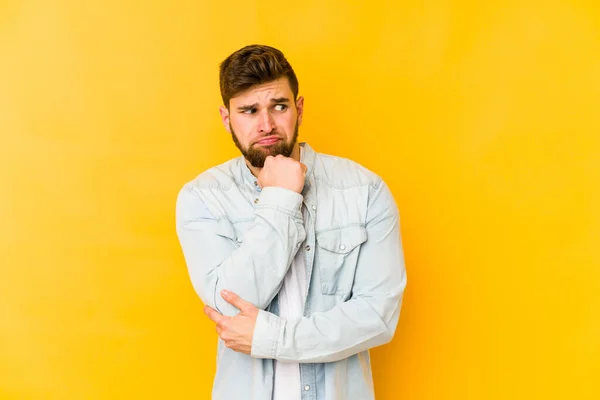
[
  {"left": 251, "top": 178, "right": 407, "bottom": 362},
  {"left": 176, "top": 184, "right": 306, "bottom": 316}
]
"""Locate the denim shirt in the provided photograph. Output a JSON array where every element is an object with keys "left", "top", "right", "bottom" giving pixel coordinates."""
[{"left": 175, "top": 143, "right": 407, "bottom": 400}]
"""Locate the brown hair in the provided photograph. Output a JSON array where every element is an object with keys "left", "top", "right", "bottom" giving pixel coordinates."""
[{"left": 219, "top": 45, "right": 299, "bottom": 108}]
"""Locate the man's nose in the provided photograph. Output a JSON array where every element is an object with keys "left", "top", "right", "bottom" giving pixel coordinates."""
[{"left": 257, "top": 110, "right": 275, "bottom": 134}]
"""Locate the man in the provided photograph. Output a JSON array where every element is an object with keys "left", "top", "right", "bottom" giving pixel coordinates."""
[{"left": 176, "top": 44, "right": 407, "bottom": 400}]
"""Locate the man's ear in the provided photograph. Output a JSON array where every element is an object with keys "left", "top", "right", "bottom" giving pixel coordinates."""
[
  {"left": 219, "top": 105, "right": 231, "bottom": 133},
  {"left": 296, "top": 96, "right": 304, "bottom": 126}
]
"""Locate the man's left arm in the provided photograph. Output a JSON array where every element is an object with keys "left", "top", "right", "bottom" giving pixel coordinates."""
[{"left": 251, "top": 178, "right": 407, "bottom": 363}]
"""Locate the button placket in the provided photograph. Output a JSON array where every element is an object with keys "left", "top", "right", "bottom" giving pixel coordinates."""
[{"left": 300, "top": 363, "right": 317, "bottom": 399}]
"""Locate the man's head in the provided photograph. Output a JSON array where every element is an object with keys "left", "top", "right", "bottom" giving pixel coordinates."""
[{"left": 218, "top": 45, "right": 304, "bottom": 168}]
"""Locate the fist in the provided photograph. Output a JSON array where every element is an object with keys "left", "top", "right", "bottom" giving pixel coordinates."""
[{"left": 257, "top": 155, "right": 307, "bottom": 193}]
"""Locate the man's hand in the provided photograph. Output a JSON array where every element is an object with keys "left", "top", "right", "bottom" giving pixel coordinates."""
[
  {"left": 258, "top": 155, "right": 307, "bottom": 193},
  {"left": 204, "top": 290, "right": 259, "bottom": 355}
]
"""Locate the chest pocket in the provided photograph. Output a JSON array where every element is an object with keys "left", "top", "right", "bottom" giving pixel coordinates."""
[{"left": 316, "top": 225, "right": 367, "bottom": 296}]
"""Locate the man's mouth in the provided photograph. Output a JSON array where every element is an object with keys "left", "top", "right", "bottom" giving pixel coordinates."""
[{"left": 255, "top": 136, "right": 281, "bottom": 146}]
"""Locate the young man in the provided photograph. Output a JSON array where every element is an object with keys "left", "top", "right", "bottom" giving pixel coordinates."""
[{"left": 176, "top": 44, "right": 407, "bottom": 400}]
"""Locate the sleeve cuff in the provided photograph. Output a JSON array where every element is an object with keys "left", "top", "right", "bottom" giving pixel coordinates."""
[
  {"left": 255, "top": 187, "right": 304, "bottom": 219},
  {"left": 251, "top": 310, "right": 284, "bottom": 359}
]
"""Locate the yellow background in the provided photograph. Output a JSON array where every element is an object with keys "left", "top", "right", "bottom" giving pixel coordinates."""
[{"left": 1, "top": 1, "right": 599, "bottom": 399}]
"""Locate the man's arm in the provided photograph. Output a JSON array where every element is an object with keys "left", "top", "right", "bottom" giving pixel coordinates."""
[
  {"left": 176, "top": 184, "right": 305, "bottom": 317},
  {"left": 250, "top": 178, "right": 407, "bottom": 363}
]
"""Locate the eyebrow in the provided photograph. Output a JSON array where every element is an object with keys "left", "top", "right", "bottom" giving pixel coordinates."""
[
  {"left": 236, "top": 104, "right": 258, "bottom": 112},
  {"left": 270, "top": 97, "right": 290, "bottom": 104},
  {"left": 236, "top": 97, "right": 291, "bottom": 111}
]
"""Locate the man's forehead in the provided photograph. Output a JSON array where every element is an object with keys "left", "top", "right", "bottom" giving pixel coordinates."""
[{"left": 232, "top": 79, "right": 292, "bottom": 103}]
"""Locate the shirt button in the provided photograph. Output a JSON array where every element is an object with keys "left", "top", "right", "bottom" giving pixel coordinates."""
[
  {"left": 339, "top": 244, "right": 346, "bottom": 251},
  {"left": 311, "top": 205, "right": 316, "bottom": 211},
  {"left": 254, "top": 198, "right": 259, "bottom": 204},
  {"left": 304, "top": 385, "right": 310, "bottom": 391},
  {"left": 305, "top": 245, "right": 311, "bottom": 251},
  {"left": 236, "top": 237, "right": 243, "bottom": 243}
]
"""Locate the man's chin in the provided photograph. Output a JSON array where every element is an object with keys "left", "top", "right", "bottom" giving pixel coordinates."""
[
  {"left": 252, "top": 146, "right": 280, "bottom": 157},
  {"left": 246, "top": 140, "right": 295, "bottom": 163}
]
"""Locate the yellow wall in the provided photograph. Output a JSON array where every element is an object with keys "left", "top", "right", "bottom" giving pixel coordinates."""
[{"left": 1, "top": 1, "right": 599, "bottom": 399}]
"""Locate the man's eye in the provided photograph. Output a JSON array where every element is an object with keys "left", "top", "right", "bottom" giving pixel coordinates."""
[
  {"left": 243, "top": 108, "right": 257, "bottom": 114},
  {"left": 273, "top": 104, "right": 287, "bottom": 111}
]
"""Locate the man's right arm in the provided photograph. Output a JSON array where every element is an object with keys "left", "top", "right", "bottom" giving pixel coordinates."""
[{"left": 175, "top": 184, "right": 305, "bottom": 317}]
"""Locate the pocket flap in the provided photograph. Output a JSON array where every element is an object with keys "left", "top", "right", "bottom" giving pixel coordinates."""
[{"left": 316, "top": 226, "right": 367, "bottom": 254}]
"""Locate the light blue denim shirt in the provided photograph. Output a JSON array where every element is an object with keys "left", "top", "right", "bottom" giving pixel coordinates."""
[{"left": 176, "top": 143, "right": 407, "bottom": 400}]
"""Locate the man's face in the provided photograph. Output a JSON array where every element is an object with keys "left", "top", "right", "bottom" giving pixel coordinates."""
[{"left": 220, "top": 77, "right": 304, "bottom": 168}]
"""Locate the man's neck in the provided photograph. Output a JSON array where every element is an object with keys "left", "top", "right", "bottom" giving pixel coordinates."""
[{"left": 246, "top": 143, "right": 301, "bottom": 178}]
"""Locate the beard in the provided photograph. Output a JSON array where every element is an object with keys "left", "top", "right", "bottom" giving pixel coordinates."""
[{"left": 230, "top": 122, "right": 299, "bottom": 168}]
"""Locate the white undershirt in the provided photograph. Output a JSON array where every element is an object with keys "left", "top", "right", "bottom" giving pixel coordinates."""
[
  {"left": 272, "top": 149, "right": 307, "bottom": 400},
  {"left": 272, "top": 229, "right": 307, "bottom": 400}
]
